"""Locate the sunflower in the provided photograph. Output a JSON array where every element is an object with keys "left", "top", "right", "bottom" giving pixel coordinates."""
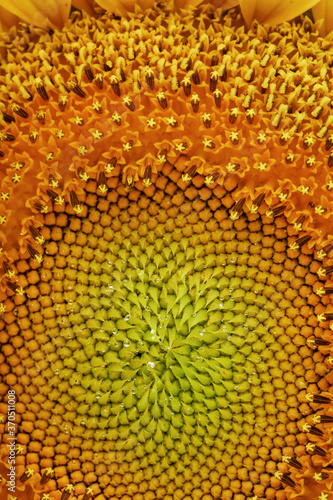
[{"left": 0, "top": 1, "right": 333, "bottom": 500}]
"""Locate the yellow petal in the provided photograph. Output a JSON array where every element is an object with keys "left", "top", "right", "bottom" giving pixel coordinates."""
[
  {"left": 239, "top": 0, "right": 321, "bottom": 26},
  {"left": 312, "top": 0, "right": 333, "bottom": 35},
  {"left": 0, "top": 5, "right": 20, "bottom": 32},
  {"left": 95, "top": 0, "right": 155, "bottom": 16},
  {"left": 96, "top": 0, "right": 239, "bottom": 14},
  {"left": 0, "top": 0, "right": 71, "bottom": 29},
  {"left": 72, "top": 0, "right": 95, "bottom": 15}
]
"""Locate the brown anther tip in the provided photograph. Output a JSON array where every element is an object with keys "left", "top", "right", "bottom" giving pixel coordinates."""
[
  {"left": 182, "top": 78, "right": 191, "bottom": 96},
  {"left": 3, "top": 261, "right": 15, "bottom": 278},
  {"left": 0, "top": 133, "right": 15, "bottom": 142},
  {"left": 145, "top": 69, "right": 155, "bottom": 90},
  {"left": 47, "top": 189, "right": 59, "bottom": 202},
  {"left": 36, "top": 85, "right": 49, "bottom": 101},
  {"left": 68, "top": 81, "right": 86, "bottom": 98},
  {"left": 280, "top": 473, "right": 296, "bottom": 488},
  {"left": 36, "top": 110, "right": 46, "bottom": 123},
  {"left": 11, "top": 104, "right": 29, "bottom": 118},
  {"left": 271, "top": 205, "right": 286, "bottom": 217},
  {"left": 84, "top": 64, "right": 94, "bottom": 82},
  {"left": 289, "top": 457, "right": 302, "bottom": 470},
  {"left": 3, "top": 112, "right": 15, "bottom": 123},
  {"left": 157, "top": 92, "right": 168, "bottom": 109},
  {"left": 313, "top": 395, "right": 331, "bottom": 404}
]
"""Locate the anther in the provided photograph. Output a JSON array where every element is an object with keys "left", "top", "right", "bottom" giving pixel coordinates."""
[
  {"left": 94, "top": 73, "right": 103, "bottom": 89},
  {"left": 257, "top": 132, "right": 266, "bottom": 144},
  {"left": 192, "top": 69, "right": 200, "bottom": 85},
  {"left": 33, "top": 203, "right": 48, "bottom": 214},
  {"left": 293, "top": 215, "right": 305, "bottom": 232},
  {"left": 167, "top": 116, "right": 178, "bottom": 127},
  {"left": 182, "top": 76, "right": 191, "bottom": 96},
  {"left": 157, "top": 91, "right": 168, "bottom": 109},
  {"left": 10, "top": 103, "right": 28, "bottom": 118},
  {"left": 68, "top": 81, "right": 86, "bottom": 98},
  {"left": 0, "top": 133, "right": 15, "bottom": 142},
  {"left": 2, "top": 112, "right": 15, "bottom": 123},
  {"left": 48, "top": 175, "right": 59, "bottom": 188},
  {"left": 266, "top": 84, "right": 276, "bottom": 112},
  {"left": 306, "top": 393, "right": 331, "bottom": 404},
  {"left": 41, "top": 468, "right": 54, "bottom": 485},
  {"left": 314, "top": 415, "right": 333, "bottom": 426},
  {"left": 271, "top": 104, "right": 287, "bottom": 129},
  {"left": 229, "top": 132, "right": 239, "bottom": 145},
  {"left": 317, "top": 312, "right": 333, "bottom": 323},
  {"left": 105, "top": 157, "right": 117, "bottom": 173},
  {"left": 274, "top": 472, "right": 296, "bottom": 488},
  {"left": 175, "top": 142, "right": 187, "bottom": 152},
  {"left": 147, "top": 118, "right": 156, "bottom": 129},
  {"left": 123, "top": 96, "right": 135, "bottom": 111},
  {"left": 226, "top": 162, "right": 240, "bottom": 173},
  {"left": 282, "top": 455, "right": 302, "bottom": 469},
  {"left": 98, "top": 172, "right": 108, "bottom": 193},
  {"left": 77, "top": 168, "right": 89, "bottom": 182},
  {"left": 104, "top": 59, "right": 112, "bottom": 72},
  {"left": 3, "top": 262, "right": 15, "bottom": 279},
  {"left": 123, "top": 140, "right": 134, "bottom": 152},
  {"left": 306, "top": 443, "right": 327, "bottom": 456},
  {"left": 230, "top": 198, "right": 245, "bottom": 220},
  {"left": 112, "top": 111, "right": 121, "bottom": 125},
  {"left": 92, "top": 101, "right": 102, "bottom": 114},
  {"left": 35, "top": 78, "right": 49, "bottom": 101},
  {"left": 29, "top": 225, "right": 45, "bottom": 245},
  {"left": 312, "top": 97, "right": 330, "bottom": 119},
  {"left": 317, "top": 265, "right": 333, "bottom": 278},
  {"left": 27, "top": 244, "right": 43, "bottom": 263},
  {"left": 261, "top": 68, "right": 275, "bottom": 94},
  {"left": 202, "top": 113, "right": 211, "bottom": 128},
  {"left": 250, "top": 193, "right": 265, "bottom": 213},
  {"left": 70, "top": 190, "right": 83, "bottom": 214},
  {"left": 209, "top": 71, "right": 219, "bottom": 92},
  {"left": 19, "top": 469, "right": 34, "bottom": 483},
  {"left": 229, "top": 108, "right": 239, "bottom": 124},
  {"left": 157, "top": 149, "right": 167, "bottom": 164},
  {"left": 266, "top": 205, "right": 286, "bottom": 218},
  {"left": 318, "top": 244, "right": 333, "bottom": 259},
  {"left": 145, "top": 68, "right": 155, "bottom": 90},
  {"left": 328, "top": 152, "right": 333, "bottom": 168},
  {"left": 213, "top": 89, "right": 222, "bottom": 108},
  {"left": 243, "top": 85, "right": 255, "bottom": 109},
  {"left": 190, "top": 93, "right": 200, "bottom": 112},
  {"left": 29, "top": 130, "right": 39, "bottom": 143},
  {"left": 205, "top": 172, "right": 220, "bottom": 186},
  {"left": 84, "top": 64, "right": 94, "bottom": 82},
  {"left": 317, "top": 116, "right": 333, "bottom": 138},
  {"left": 143, "top": 165, "right": 152, "bottom": 187},
  {"left": 47, "top": 190, "right": 64, "bottom": 205},
  {"left": 182, "top": 165, "right": 197, "bottom": 182},
  {"left": 203, "top": 138, "right": 215, "bottom": 149},
  {"left": 289, "top": 235, "right": 311, "bottom": 251},
  {"left": 61, "top": 484, "right": 75, "bottom": 500},
  {"left": 82, "top": 488, "right": 94, "bottom": 500},
  {"left": 325, "top": 135, "right": 333, "bottom": 151},
  {"left": 246, "top": 109, "right": 255, "bottom": 124},
  {"left": 307, "top": 336, "right": 330, "bottom": 347},
  {"left": 58, "top": 95, "right": 68, "bottom": 112}
]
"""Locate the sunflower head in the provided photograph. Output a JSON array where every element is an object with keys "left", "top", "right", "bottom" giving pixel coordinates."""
[{"left": 0, "top": 2, "right": 333, "bottom": 500}]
